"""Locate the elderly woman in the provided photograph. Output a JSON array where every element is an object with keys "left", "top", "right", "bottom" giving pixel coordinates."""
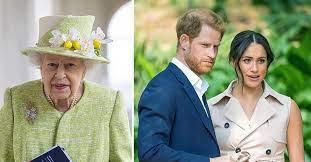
[{"left": 0, "top": 15, "right": 132, "bottom": 162}]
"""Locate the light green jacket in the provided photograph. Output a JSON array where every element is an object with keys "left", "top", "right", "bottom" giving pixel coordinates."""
[{"left": 0, "top": 80, "right": 132, "bottom": 162}]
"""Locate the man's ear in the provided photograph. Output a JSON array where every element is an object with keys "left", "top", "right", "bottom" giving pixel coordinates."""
[{"left": 179, "top": 34, "right": 190, "bottom": 51}]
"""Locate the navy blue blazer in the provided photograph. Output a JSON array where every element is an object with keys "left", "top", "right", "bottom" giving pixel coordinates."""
[{"left": 138, "top": 63, "right": 220, "bottom": 162}]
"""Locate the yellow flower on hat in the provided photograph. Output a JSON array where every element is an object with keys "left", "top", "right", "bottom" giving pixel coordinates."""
[
  {"left": 93, "top": 39, "right": 101, "bottom": 49},
  {"left": 72, "top": 41, "right": 81, "bottom": 50},
  {"left": 91, "top": 27, "right": 112, "bottom": 49},
  {"left": 64, "top": 40, "right": 73, "bottom": 49},
  {"left": 49, "top": 28, "right": 80, "bottom": 49},
  {"left": 48, "top": 26, "right": 112, "bottom": 57}
]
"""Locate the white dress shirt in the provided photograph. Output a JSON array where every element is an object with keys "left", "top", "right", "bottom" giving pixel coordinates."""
[{"left": 171, "top": 57, "right": 210, "bottom": 117}]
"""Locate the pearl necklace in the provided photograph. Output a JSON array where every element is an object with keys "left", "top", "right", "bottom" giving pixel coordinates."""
[{"left": 45, "top": 93, "right": 78, "bottom": 110}]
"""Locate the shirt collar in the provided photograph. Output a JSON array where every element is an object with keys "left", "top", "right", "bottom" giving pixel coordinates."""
[
  {"left": 171, "top": 57, "right": 209, "bottom": 95},
  {"left": 209, "top": 80, "right": 285, "bottom": 105}
]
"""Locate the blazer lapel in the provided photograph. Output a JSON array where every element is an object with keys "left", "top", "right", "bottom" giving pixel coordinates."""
[{"left": 167, "top": 63, "right": 218, "bottom": 143}]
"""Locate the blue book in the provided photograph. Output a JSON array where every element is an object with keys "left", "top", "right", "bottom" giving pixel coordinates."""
[{"left": 30, "top": 145, "right": 72, "bottom": 162}]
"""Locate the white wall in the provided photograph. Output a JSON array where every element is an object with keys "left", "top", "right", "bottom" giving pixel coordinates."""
[
  {"left": 0, "top": 0, "right": 36, "bottom": 99},
  {"left": 108, "top": 1, "right": 134, "bottom": 130}
]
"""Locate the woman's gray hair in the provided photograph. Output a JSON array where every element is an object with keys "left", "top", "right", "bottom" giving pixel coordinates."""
[
  {"left": 28, "top": 53, "right": 43, "bottom": 68},
  {"left": 27, "top": 53, "right": 98, "bottom": 71},
  {"left": 83, "top": 59, "right": 98, "bottom": 71}
]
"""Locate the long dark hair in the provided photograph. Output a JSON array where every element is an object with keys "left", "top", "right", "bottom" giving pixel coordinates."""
[{"left": 229, "top": 30, "right": 274, "bottom": 86}]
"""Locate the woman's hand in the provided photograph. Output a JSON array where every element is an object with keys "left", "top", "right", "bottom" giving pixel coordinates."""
[{"left": 210, "top": 155, "right": 235, "bottom": 162}]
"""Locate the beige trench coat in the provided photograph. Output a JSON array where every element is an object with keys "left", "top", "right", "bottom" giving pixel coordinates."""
[{"left": 208, "top": 80, "right": 291, "bottom": 162}]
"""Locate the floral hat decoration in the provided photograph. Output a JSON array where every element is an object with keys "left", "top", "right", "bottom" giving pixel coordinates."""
[{"left": 21, "top": 15, "right": 112, "bottom": 63}]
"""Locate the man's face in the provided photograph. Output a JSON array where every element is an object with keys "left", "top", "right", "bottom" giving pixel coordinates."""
[{"left": 182, "top": 24, "right": 222, "bottom": 75}]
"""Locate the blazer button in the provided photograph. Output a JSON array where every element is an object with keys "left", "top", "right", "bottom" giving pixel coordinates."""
[
  {"left": 266, "top": 149, "right": 271, "bottom": 155},
  {"left": 235, "top": 147, "right": 241, "bottom": 153},
  {"left": 224, "top": 122, "right": 230, "bottom": 128}
]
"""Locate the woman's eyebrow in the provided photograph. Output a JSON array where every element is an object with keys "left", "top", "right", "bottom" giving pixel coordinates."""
[
  {"left": 241, "top": 56, "right": 253, "bottom": 58},
  {"left": 241, "top": 56, "right": 267, "bottom": 59}
]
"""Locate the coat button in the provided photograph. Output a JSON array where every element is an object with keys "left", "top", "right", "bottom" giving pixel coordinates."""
[
  {"left": 266, "top": 149, "right": 271, "bottom": 155},
  {"left": 224, "top": 122, "right": 230, "bottom": 128},
  {"left": 235, "top": 147, "right": 241, "bottom": 153}
]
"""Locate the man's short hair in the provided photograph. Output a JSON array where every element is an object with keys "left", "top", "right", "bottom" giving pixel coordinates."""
[{"left": 176, "top": 8, "right": 225, "bottom": 45}]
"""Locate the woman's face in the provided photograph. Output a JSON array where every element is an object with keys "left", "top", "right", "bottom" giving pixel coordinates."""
[
  {"left": 41, "top": 54, "right": 86, "bottom": 100},
  {"left": 237, "top": 43, "right": 268, "bottom": 89}
]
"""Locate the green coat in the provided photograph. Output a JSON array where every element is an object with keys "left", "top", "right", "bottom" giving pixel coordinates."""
[{"left": 0, "top": 80, "right": 132, "bottom": 162}]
